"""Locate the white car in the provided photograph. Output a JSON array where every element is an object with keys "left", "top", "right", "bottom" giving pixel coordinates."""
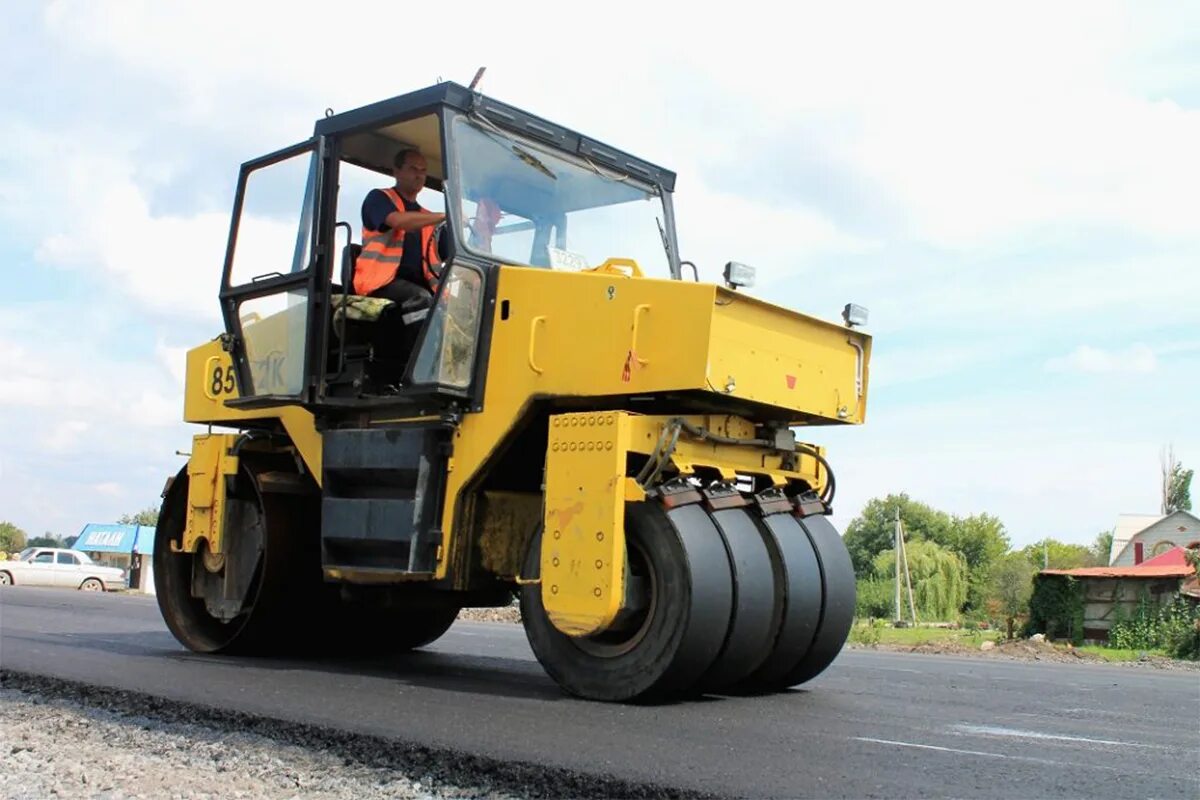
[{"left": 0, "top": 548, "right": 127, "bottom": 591}]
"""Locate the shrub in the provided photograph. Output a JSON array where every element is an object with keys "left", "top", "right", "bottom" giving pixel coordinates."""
[
  {"left": 850, "top": 618, "right": 885, "bottom": 646},
  {"left": 855, "top": 578, "right": 893, "bottom": 619},
  {"left": 1110, "top": 593, "right": 1200, "bottom": 658},
  {"left": 1024, "top": 574, "right": 1084, "bottom": 645}
]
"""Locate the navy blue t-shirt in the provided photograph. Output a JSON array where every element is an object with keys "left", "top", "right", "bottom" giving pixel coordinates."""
[{"left": 362, "top": 189, "right": 424, "bottom": 285}]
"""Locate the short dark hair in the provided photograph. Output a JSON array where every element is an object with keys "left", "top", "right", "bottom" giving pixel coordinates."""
[{"left": 393, "top": 148, "right": 420, "bottom": 169}]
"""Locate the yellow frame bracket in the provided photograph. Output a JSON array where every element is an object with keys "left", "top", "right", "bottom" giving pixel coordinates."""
[
  {"left": 177, "top": 433, "right": 240, "bottom": 556},
  {"left": 542, "top": 412, "right": 630, "bottom": 637}
]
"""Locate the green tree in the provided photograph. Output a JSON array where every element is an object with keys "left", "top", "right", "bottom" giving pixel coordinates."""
[
  {"left": 1184, "top": 547, "right": 1200, "bottom": 578},
  {"left": 988, "top": 552, "right": 1035, "bottom": 639},
  {"left": 871, "top": 539, "right": 968, "bottom": 621},
  {"left": 1166, "top": 463, "right": 1193, "bottom": 513},
  {"left": 854, "top": 578, "right": 893, "bottom": 619},
  {"left": 943, "top": 513, "right": 1010, "bottom": 572},
  {"left": 28, "top": 532, "right": 63, "bottom": 548},
  {"left": 117, "top": 506, "right": 160, "bottom": 526},
  {"left": 0, "top": 521, "right": 28, "bottom": 553},
  {"left": 1090, "top": 529, "right": 1114, "bottom": 566},
  {"left": 844, "top": 494, "right": 955, "bottom": 576},
  {"left": 944, "top": 513, "right": 1010, "bottom": 612},
  {"left": 1021, "top": 539, "right": 1094, "bottom": 571}
]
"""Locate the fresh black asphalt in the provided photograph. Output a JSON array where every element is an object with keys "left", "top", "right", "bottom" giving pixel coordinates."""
[{"left": 1, "top": 587, "right": 1197, "bottom": 798}]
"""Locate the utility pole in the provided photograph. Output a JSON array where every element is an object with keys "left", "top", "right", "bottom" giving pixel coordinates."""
[
  {"left": 900, "top": 519, "right": 917, "bottom": 624},
  {"left": 894, "top": 508, "right": 902, "bottom": 624}
]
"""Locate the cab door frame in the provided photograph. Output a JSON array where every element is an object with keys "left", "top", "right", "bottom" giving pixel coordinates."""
[{"left": 219, "top": 136, "right": 336, "bottom": 406}]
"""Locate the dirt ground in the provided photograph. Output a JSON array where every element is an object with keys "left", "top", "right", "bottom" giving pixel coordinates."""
[
  {"left": 457, "top": 607, "right": 1199, "bottom": 670},
  {"left": 848, "top": 636, "right": 1200, "bottom": 669},
  {"left": 458, "top": 606, "right": 521, "bottom": 624}
]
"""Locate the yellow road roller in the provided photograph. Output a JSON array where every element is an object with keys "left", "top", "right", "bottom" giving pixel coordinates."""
[{"left": 155, "top": 82, "right": 872, "bottom": 702}]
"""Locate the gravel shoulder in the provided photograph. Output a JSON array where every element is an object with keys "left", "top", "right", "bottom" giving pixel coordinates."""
[
  {"left": 0, "top": 672, "right": 707, "bottom": 800},
  {"left": 0, "top": 685, "right": 506, "bottom": 800}
]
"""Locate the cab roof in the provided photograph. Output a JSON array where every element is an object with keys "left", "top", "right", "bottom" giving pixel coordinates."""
[{"left": 313, "top": 82, "right": 676, "bottom": 192}]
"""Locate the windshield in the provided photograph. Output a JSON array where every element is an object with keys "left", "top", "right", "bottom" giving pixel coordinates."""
[
  {"left": 451, "top": 115, "right": 671, "bottom": 275},
  {"left": 17, "top": 547, "right": 33, "bottom": 561}
]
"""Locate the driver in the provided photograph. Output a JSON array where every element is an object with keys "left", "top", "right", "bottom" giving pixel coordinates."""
[{"left": 353, "top": 148, "right": 446, "bottom": 314}]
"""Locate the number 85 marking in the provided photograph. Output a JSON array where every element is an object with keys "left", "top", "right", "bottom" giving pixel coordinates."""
[{"left": 206, "top": 362, "right": 236, "bottom": 398}]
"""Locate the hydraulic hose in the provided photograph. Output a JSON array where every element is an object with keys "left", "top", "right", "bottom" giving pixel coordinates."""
[{"left": 669, "top": 418, "right": 837, "bottom": 506}]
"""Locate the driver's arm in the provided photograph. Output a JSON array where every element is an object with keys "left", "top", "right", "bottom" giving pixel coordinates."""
[{"left": 385, "top": 209, "right": 446, "bottom": 231}]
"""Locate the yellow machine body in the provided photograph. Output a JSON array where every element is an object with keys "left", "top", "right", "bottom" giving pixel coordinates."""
[{"left": 180, "top": 263, "right": 867, "bottom": 639}]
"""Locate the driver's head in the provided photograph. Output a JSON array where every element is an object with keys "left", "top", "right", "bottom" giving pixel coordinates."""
[{"left": 392, "top": 149, "right": 428, "bottom": 199}]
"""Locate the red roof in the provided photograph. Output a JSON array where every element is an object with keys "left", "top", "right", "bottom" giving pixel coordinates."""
[
  {"left": 1042, "top": 546, "right": 1195, "bottom": 578},
  {"left": 1140, "top": 546, "right": 1190, "bottom": 568},
  {"left": 1041, "top": 564, "right": 1192, "bottom": 578}
]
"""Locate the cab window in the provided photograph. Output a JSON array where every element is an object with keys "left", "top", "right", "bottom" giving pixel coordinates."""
[
  {"left": 33, "top": 552, "right": 53, "bottom": 563},
  {"left": 56, "top": 553, "right": 79, "bottom": 565}
]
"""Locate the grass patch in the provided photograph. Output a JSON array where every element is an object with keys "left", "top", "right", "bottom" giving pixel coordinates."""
[
  {"left": 849, "top": 621, "right": 1001, "bottom": 648},
  {"left": 1070, "top": 645, "right": 1169, "bottom": 662}
]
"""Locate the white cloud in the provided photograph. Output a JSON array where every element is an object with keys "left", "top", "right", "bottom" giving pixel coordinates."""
[
  {"left": 43, "top": 420, "right": 90, "bottom": 451},
  {"left": 12, "top": 0, "right": 1196, "bottom": 330},
  {"left": 1045, "top": 344, "right": 1158, "bottom": 374},
  {"left": 156, "top": 341, "right": 190, "bottom": 386},
  {"left": 91, "top": 482, "right": 124, "bottom": 498},
  {"left": 128, "top": 390, "right": 180, "bottom": 428},
  {"left": 34, "top": 174, "right": 227, "bottom": 321},
  {"left": 2, "top": 0, "right": 1196, "bottom": 550},
  {"left": 819, "top": 380, "right": 1198, "bottom": 548}
]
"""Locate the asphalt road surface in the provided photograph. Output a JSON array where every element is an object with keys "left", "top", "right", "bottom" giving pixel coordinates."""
[{"left": 2, "top": 587, "right": 1198, "bottom": 799}]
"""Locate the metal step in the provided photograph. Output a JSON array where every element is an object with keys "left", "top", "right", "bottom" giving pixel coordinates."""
[{"left": 320, "top": 424, "right": 452, "bottom": 577}]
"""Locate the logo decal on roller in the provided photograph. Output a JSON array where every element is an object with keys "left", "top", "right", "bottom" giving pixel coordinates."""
[{"left": 785, "top": 375, "right": 797, "bottom": 389}]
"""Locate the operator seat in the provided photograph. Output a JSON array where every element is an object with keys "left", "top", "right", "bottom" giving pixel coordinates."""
[{"left": 329, "top": 241, "right": 430, "bottom": 391}]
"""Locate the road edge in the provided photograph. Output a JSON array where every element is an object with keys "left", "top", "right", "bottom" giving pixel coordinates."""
[{"left": 1, "top": 669, "right": 718, "bottom": 800}]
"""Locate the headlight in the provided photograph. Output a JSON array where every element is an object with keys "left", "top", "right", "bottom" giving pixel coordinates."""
[
  {"left": 723, "top": 261, "right": 756, "bottom": 290},
  {"left": 841, "top": 303, "right": 868, "bottom": 328}
]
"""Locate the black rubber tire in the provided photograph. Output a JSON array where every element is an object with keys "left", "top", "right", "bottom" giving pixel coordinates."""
[
  {"left": 735, "top": 512, "right": 824, "bottom": 691},
  {"left": 695, "top": 508, "right": 779, "bottom": 693},
  {"left": 154, "top": 464, "right": 324, "bottom": 655},
  {"left": 777, "top": 514, "right": 856, "bottom": 687},
  {"left": 79, "top": 578, "right": 104, "bottom": 592},
  {"left": 520, "top": 502, "right": 733, "bottom": 702}
]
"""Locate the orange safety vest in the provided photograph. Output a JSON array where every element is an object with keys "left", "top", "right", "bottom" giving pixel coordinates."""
[{"left": 353, "top": 188, "right": 441, "bottom": 295}]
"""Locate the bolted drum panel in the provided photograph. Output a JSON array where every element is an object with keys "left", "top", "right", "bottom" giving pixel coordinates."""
[{"left": 542, "top": 412, "right": 632, "bottom": 637}]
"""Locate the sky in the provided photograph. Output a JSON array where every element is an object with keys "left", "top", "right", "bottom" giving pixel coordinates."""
[{"left": 1, "top": 0, "right": 1196, "bottom": 549}]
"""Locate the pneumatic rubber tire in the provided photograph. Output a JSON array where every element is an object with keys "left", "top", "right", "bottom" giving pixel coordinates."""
[
  {"left": 520, "top": 502, "right": 733, "bottom": 702},
  {"left": 695, "top": 508, "right": 779, "bottom": 693},
  {"left": 735, "top": 512, "right": 824, "bottom": 691},
  {"left": 778, "top": 514, "right": 856, "bottom": 687},
  {"left": 736, "top": 513, "right": 855, "bottom": 691}
]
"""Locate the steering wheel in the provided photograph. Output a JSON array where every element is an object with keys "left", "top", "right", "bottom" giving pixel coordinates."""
[{"left": 425, "top": 221, "right": 448, "bottom": 282}]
